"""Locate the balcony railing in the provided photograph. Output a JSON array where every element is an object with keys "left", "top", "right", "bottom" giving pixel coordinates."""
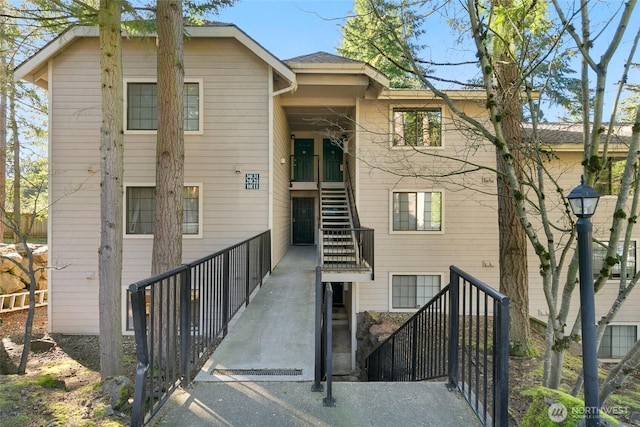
[
  {"left": 128, "top": 231, "right": 271, "bottom": 426},
  {"left": 290, "top": 155, "right": 320, "bottom": 187}
]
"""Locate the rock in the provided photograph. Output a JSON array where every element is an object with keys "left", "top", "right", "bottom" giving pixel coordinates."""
[
  {"left": 102, "top": 376, "right": 134, "bottom": 410},
  {"left": 30, "top": 339, "right": 56, "bottom": 352},
  {"left": 0, "top": 252, "right": 22, "bottom": 273},
  {"left": 363, "top": 310, "right": 381, "bottom": 324},
  {"left": 0, "top": 272, "right": 26, "bottom": 294},
  {"left": 32, "top": 246, "right": 48, "bottom": 265},
  {"left": 370, "top": 320, "right": 400, "bottom": 342},
  {"left": 630, "top": 411, "right": 640, "bottom": 425}
]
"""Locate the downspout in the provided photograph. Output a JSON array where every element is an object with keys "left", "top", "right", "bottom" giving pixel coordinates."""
[{"left": 268, "top": 67, "right": 297, "bottom": 263}]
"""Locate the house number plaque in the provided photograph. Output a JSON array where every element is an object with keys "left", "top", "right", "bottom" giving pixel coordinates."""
[{"left": 245, "top": 173, "right": 260, "bottom": 190}]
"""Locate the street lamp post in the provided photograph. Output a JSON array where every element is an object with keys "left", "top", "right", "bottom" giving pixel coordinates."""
[{"left": 567, "top": 178, "right": 601, "bottom": 427}]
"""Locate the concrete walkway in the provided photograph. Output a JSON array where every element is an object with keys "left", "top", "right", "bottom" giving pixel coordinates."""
[{"left": 150, "top": 246, "right": 482, "bottom": 427}]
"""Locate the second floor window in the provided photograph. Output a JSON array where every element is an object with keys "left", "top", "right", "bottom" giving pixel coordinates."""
[
  {"left": 392, "top": 191, "right": 442, "bottom": 232},
  {"left": 393, "top": 108, "right": 442, "bottom": 147},
  {"left": 127, "top": 81, "right": 201, "bottom": 131}
]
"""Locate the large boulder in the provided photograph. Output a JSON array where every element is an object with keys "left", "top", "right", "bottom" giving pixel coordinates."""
[{"left": 0, "top": 272, "right": 26, "bottom": 294}]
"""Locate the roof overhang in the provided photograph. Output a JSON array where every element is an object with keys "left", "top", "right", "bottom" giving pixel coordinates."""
[{"left": 15, "top": 24, "right": 296, "bottom": 89}]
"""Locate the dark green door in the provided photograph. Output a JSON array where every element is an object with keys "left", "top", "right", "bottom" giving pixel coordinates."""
[
  {"left": 294, "top": 139, "right": 314, "bottom": 182},
  {"left": 293, "top": 198, "right": 314, "bottom": 244},
  {"left": 323, "top": 139, "right": 343, "bottom": 182}
]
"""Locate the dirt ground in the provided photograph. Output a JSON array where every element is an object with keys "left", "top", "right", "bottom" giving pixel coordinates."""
[
  {"left": 1, "top": 306, "right": 639, "bottom": 426},
  {"left": 0, "top": 307, "right": 136, "bottom": 427}
]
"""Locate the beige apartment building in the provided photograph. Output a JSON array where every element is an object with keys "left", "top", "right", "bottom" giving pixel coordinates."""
[{"left": 16, "top": 23, "right": 638, "bottom": 366}]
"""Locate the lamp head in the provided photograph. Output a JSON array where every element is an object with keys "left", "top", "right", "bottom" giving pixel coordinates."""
[{"left": 568, "top": 176, "right": 600, "bottom": 218}]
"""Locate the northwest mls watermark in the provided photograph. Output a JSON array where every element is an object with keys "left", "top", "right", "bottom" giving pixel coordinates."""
[{"left": 548, "top": 403, "right": 629, "bottom": 423}]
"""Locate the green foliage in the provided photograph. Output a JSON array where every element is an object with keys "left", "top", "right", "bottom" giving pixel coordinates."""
[
  {"left": 338, "top": 0, "right": 424, "bottom": 88},
  {"left": 36, "top": 373, "right": 66, "bottom": 390},
  {"left": 521, "top": 386, "right": 619, "bottom": 426}
]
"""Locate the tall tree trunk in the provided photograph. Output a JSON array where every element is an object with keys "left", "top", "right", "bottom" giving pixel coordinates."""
[
  {"left": 98, "top": 0, "right": 124, "bottom": 379},
  {"left": 0, "top": 8, "right": 7, "bottom": 242},
  {"left": 152, "top": 0, "right": 184, "bottom": 359},
  {"left": 10, "top": 81, "right": 20, "bottom": 243},
  {"left": 492, "top": 1, "right": 532, "bottom": 356}
]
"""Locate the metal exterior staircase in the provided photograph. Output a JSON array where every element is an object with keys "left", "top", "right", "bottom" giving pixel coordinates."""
[
  {"left": 321, "top": 187, "right": 356, "bottom": 265},
  {"left": 319, "top": 185, "right": 374, "bottom": 282}
]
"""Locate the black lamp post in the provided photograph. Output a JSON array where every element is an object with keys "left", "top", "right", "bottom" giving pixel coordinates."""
[{"left": 567, "top": 177, "right": 601, "bottom": 427}]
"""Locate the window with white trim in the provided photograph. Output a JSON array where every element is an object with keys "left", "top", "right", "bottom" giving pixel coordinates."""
[
  {"left": 392, "top": 191, "right": 442, "bottom": 232},
  {"left": 393, "top": 108, "right": 442, "bottom": 147},
  {"left": 593, "top": 241, "right": 636, "bottom": 279},
  {"left": 126, "top": 185, "right": 201, "bottom": 235},
  {"left": 126, "top": 81, "right": 201, "bottom": 131},
  {"left": 597, "top": 325, "right": 637, "bottom": 359},
  {"left": 392, "top": 274, "right": 441, "bottom": 309}
]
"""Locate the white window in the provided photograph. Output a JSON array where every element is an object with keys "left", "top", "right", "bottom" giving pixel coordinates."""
[
  {"left": 598, "top": 325, "right": 638, "bottom": 359},
  {"left": 593, "top": 241, "right": 636, "bottom": 279},
  {"left": 391, "top": 274, "right": 442, "bottom": 310},
  {"left": 125, "top": 184, "right": 201, "bottom": 236},
  {"left": 125, "top": 79, "right": 203, "bottom": 132},
  {"left": 392, "top": 108, "right": 442, "bottom": 147},
  {"left": 391, "top": 191, "right": 442, "bottom": 232}
]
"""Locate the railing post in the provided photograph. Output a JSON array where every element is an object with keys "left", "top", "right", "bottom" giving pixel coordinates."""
[
  {"left": 448, "top": 267, "right": 460, "bottom": 390},
  {"left": 495, "top": 296, "right": 510, "bottom": 426},
  {"left": 180, "top": 268, "right": 191, "bottom": 382},
  {"left": 312, "top": 266, "right": 324, "bottom": 392},
  {"left": 245, "top": 241, "right": 251, "bottom": 306},
  {"left": 129, "top": 286, "right": 150, "bottom": 427},
  {"left": 323, "top": 282, "right": 336, "bottom": 407},
  {"left": 223, "top": 251, "right": 230, "bottom": 337},
  {"left": 411, "top": 315, "right": 418, "bottom": 381}
]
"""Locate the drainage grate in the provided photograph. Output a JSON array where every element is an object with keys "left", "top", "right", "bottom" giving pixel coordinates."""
[{"left": 212, "top": 368, "right": 303, "bottom": 377}]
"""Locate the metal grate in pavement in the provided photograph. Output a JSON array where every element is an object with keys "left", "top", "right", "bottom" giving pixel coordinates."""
[{"left": 212, "top": 368, "right": 303, "bottom": 376}]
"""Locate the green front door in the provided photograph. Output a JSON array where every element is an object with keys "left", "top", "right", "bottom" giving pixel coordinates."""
[
  {"left": 294, "top": 139, "right": 314, "bottom": 182},
  {"left": 292, "top": 198, "right": 314, "bottom": 245},
  {"left": 323, "top": 139, "right": 343, "bottom": 182}
]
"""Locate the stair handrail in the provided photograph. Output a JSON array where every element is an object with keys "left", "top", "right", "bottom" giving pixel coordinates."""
[
  {"left": 344, "top": 160, "right": 361, "bottom": 229},
  {"left": 365, "top": 266, "right": 509, "bottom": 427}
]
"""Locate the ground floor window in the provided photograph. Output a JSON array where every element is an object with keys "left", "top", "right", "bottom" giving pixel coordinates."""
[
  {"left": 391, "top": 274, "right": 441, "bottom": 309},
  {"left": 598, "top": 325, "right": 638, "bottom": 359},
  {"left": 126, "top": 185, "right": 201, "bottom": 236}
]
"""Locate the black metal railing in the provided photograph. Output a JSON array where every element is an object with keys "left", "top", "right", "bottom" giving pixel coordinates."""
[
  {"left": 319, "top": 227, "right": 374, "bottom": 278},
  {"left": 365, "top": 266, "right": 509, "bottom": 427},
  {"left": 312, "top": 267, "right": 336, "bottom": 406},
  {"left": 128, "top": 230, "right": 271, "bottom": 426}
]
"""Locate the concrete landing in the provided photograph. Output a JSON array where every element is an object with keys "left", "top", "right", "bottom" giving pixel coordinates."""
[{"left": 152, "top": 381, "right": 483, "bottom": 427}]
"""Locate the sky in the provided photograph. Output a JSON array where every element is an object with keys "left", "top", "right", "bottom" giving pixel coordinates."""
[
  {"left": 214, "top": 1, "right": 354, "bottom": 60},
  {"left": 214, "top": 0, "right": 639, "bottom": 121}
]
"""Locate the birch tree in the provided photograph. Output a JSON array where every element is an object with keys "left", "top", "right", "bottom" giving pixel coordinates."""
[{"left": 339, "top": 0, "right": 640, "bottom": 396}]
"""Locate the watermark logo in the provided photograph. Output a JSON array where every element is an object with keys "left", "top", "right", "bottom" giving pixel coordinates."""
[{"left": 548, "top": 403, "right": 568, "bottom": 423}]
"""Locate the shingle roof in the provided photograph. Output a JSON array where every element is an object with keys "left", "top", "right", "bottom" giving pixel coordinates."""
[
  {"left": 284, "top": 51, "right": 363, "bottom": 64},
  {"left": 524, "top": 123, "right": 633, "bottom": 145}
]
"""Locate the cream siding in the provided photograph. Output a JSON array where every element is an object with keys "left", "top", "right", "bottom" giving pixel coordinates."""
[
  {"left": 272, "top": 96, "right": 292, "bottom": 265},
  {"left": 354, "top": 97, "right": 500, "bottom": 312},
  {"left": 49, "top": 37, "right": 274, "bottom": 334}
]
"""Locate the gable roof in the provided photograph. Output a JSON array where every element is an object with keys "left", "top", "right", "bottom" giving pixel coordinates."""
[{"left": 15, "top": 23, "right": 297, "bottom": 88}]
